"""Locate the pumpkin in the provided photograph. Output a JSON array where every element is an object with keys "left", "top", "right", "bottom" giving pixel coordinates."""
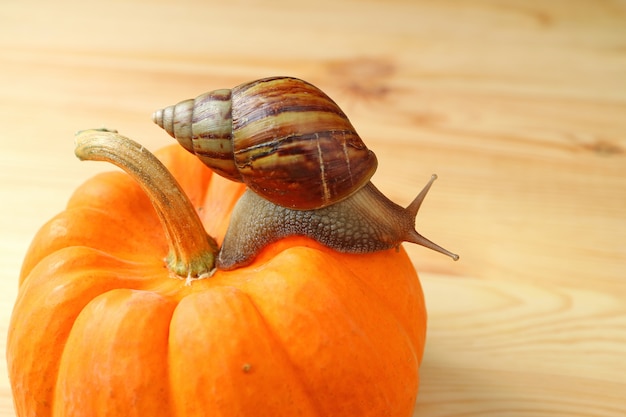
[{"left": 7, "top": 130, "right": 427, "bottom": 417}]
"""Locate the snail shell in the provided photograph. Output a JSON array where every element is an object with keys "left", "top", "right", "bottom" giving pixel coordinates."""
[{"left": 152, "top": 77, "right": 378, "bottom": 210}]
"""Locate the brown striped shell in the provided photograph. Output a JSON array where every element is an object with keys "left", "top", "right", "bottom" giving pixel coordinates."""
[{"left": 152, "top": 77, "right": 378, "bottom": 210}]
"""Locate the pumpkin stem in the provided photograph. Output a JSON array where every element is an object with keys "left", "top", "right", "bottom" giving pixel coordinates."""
[{"left": 74, "top": 129, "right": 218, "bottom": 280}]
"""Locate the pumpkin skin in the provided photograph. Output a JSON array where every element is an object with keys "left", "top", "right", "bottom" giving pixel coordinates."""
[{"left": 7, "top": 144, "right": 427, "bottom": 417}]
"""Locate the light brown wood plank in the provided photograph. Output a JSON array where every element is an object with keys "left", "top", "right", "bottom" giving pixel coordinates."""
[{"left": 1, "top": 0, "right": 624, "bottom": 416}]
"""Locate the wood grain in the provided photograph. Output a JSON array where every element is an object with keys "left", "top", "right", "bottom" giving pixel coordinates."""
[{"left": 1, "top": 0, "right": 625, "bottom": 416}]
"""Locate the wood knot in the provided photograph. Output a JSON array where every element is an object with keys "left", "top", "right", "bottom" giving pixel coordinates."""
[
  {"left": 580, "top": 139, "right": 623, "bottom": 156},
  {"left": 325, "top": 56, "right": 396, "bottom": 101}
]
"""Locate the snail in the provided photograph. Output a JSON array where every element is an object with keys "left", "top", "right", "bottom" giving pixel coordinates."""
[{"left": 152, "top": 76, "right": 458, "bottom": 270}]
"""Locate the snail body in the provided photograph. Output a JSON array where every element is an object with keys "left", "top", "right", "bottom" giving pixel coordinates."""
[{"left": 153, "top": 76, "right": 458, "bottom": 269}]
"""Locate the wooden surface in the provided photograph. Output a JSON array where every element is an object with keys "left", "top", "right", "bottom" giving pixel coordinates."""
[{"left": 1, "top": 0, "right": 625, "bottom": 415}]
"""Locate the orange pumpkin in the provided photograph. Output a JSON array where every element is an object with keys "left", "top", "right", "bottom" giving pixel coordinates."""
[{"left": 7, "top": 131, "right": 426, "bottom": 417}]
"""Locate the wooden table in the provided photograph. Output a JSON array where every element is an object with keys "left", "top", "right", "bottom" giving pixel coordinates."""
[{"left": 1, "top": 0, "right": 624, "bottom": 415}]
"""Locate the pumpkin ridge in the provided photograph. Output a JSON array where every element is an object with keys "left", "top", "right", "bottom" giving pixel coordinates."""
[
  {"left": 167, "top": 286, "right": 321, "bottom": 416},
  {"left": 238, "top": 248, "right": 420, "bottom": 415},
  {"left": 66, "top": 171, "right": 151, "bottom": 214},
  {"left": 326, "top": 248, "right": 426, "bottom": 363},
  {"left": 314, "top": 253, "right": 420, "bottom": 411},
  {"left": 235, "top": 287, "right": 327, "bottom": 416},
  {"left": 9, "top": 246, "right": 165, "bottom": 417},
  {"left": 254, "top": 241, "right": 424, "bottom": 359},
  {"left": 53, "top": 288, "right": 176, "bottom": 416},
  {"left": 19, "top": 205, "right": 166, "bottom": 283},
  {"left": 197, "top": 174, "right": 246, "bottom": 246},
  {"left": 321, "top": 249, "right": 423, "bottom": 362}
]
